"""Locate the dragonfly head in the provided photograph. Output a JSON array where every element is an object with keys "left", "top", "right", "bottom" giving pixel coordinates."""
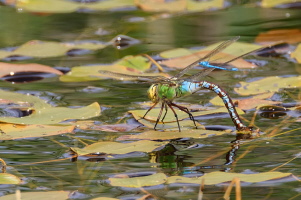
[{"left": 147, "top": 84, "right": 159, "bottom": 103}]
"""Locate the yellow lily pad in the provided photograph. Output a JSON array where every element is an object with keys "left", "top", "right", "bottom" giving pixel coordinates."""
[
  {"left": 261, "top": 0, "right": 301, "bottom": 8},
  {"left": 0, "top": 90, "right": 101, "bottom": 125},
  {"left": 130, "top": 106, "right": 245, "bottom": 122},
  {"left": 70, "top": 140, "right": 168, "bottom": 156},
  {"left": 291, "top": 43, "right": 301, "bottom": 63},
  {"left": 16, "top": 0, "right": 78, "bottom": 13},
  {"left": 234, "top": 76, "right": 301, "bottom": 96},
  {"left": 0, "top": 173, "right": 22, "bottom": 185},
  {"left": 136, "top": 0, "right": 186, "bottom": 12},
  {"left": 0, "top": 124, "right": 75, "bottom": 140},
  {"left": 167, "top": 171, "right": 292, "bottom": 185},
  {"left": 0, "top": 191, "right": 70, "bottom": 200},
  {"left": 187, "top": 0, "right": 224, "bottom": 12},
  {"left": 109, "top": 173, "right": 167, "bottom": 188},
  {"left": 118, "top": 129, "right": 230, "bottom": 140},
  {"left": 0, "top": 40, "right": 108, "bottom": 59}
]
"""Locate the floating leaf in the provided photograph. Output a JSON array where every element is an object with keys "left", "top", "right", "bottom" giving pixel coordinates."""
[
  {"left": 255, "top": 29, "right": 301, "bottom": 44},
  {"left": 130, "top": 107, "right": 245, "bottom": 122},
  {"left": 136, "top": 118, "right": 203, "bottom": 130},
  {"left": 0, "top": 62, "right": 63, "bottom": 78},
  {"left": 0, "top": 40, "right": 108, "bottom": 60},
  {"left": 118, "top": 129, "right": 230, "bottom": 141},
  {"left": 291, "top": 43, "right": 301, "bottom": 63},
  {"left": 0, "top": 191, "right": 70, "bottom": 200},
  {"left": 0, "top": 90, "right": 101, "bottom": 125},
  {"left": 167, "top": 171, "right": 292, "bottom": 185},
  {"left": 109, "top": 173, "right": 167, "bottom": 188},
  {"left": 70, "top": 140, "right": 168, "bottom": 156},
  {"left": 0, "top": 173, "right": 22, "bottom": 185},
  {"left": 261, "top": 0, "right": 301, "bottom": 8},
  {"left": 210, "top": 92, "right": 279, "bottom": 110},
  {"left": 234, "top": 76, "right": 301, "bottom": 96},
  {"left": 160, "top": 41, "right": 262, "bottom": 69},
  {"left": 17, "top": 0, "right": 135, "bottom": 13},
  {"left": 0, "top": 124, "right": 75, "bottom": 140},
  {"left": 187, "top": 0, "right": 224, "bottom": 12},
  {"left": 136, "top": 0, "right": 186, "bottom": 12},
  {"left": 91, "top": 198, "right": 119, "bottom": 200}
]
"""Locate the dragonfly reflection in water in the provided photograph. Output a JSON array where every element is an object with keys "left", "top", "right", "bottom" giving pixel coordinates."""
[{"left": 99, "top": 36, "right": 261, "bottom": 132}]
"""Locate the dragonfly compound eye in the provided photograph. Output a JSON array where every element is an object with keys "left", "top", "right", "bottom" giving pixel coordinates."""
[{"left": 147, "top": 84, "right": 159, "bottom": 102}]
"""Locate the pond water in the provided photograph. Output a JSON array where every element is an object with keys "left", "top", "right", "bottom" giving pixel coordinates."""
[{"left": 0, "top": 2, "right": 301, "bottom": 200}]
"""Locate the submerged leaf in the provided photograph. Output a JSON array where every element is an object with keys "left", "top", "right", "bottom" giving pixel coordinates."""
[
  {"left": 109, "top": 173, "right": 167, "bottom": 187},
  {"left": 70, "top": 140, "right": 168, "bottom": 156},
  {"left": 234, "top": 76, "right": 301, "bottom": 95},
  {"left": 0, "top": 173, "right": 22, "bottom": 185}
]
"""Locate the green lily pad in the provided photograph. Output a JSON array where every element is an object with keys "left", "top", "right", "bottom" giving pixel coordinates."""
[
  {"left": 0, "top": 124, "right": 75, "bottom": 140},
  {"left": 70, "top": 140, "right": 168, "bottom": 156},
  {"left": 234, "top": 76, "right": 301, "bottom": 96},
  {"left": 167, "top": 171, "right": 292, "bottom": 185},
  {"left": 109, "top": 173, "right": 167, "bottom": 188},
  {"left": 0, "top": 191, "right": 70, "bottom": 200},
  {"left": 118, "top": 129, "right": 230, "bottom": 140},
  {"left": 0, "top": 90, "right": 101, "bottom": 125},
  {"left": 0, "top": 173, "right": 22, "bottom": 185}
]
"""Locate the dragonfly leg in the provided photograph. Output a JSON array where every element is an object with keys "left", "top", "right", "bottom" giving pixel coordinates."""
[
  {"left": 166, "top": 102, "right": 181, "bottom": 132},
  {"left": 154, "top": 102, "right": 165, "bottom": 130},
  {"left": 161, "top": 104, "right": 169, "bottom": 123},
  {"left": 170, "top": 102, "right": 198, "bottom": 129},
  {"left": 142, "top": 102, "right": 158, "bottom": 119}
]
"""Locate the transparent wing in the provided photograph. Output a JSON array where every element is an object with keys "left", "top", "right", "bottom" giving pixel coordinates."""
[
  {"left": 187, "top": 45, "right": 267, "bottom": 82},
  {"left": 172, "top": 36, "right": 240, "bottom": 79},
  {"left": 98, "top": 70, "right": 166, "bottom": 82}
]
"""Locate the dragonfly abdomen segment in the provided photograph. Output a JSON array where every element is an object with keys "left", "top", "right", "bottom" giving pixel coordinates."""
[
  {"left": 199, "top": 61, "right": 238, "bottom": 71},
  {"left": 199, "top": 81, "right": 246, "bottom": 130}
]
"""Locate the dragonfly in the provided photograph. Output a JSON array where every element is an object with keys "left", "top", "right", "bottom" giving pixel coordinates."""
[{"left": 99, "top": 36, "right": 261, "bottom": 132}]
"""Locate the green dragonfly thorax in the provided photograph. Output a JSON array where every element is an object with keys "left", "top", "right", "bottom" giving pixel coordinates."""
[{"left": 147, "top": 80, "right": 192, "bottom": 103}]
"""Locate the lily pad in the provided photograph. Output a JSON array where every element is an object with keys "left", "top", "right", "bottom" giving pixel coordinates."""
[
  {"left": 291, "top": 43, "right": 301, "bottom": 63},
  {"left": 167, "top": 171, "right": 292, "bottom": 185},
  {"left": 187, "top": 0, "right": 224, "bottom": 12},
  {"left": 0, "top": 124, "right": 75, "bottom": 140},
  {"left": 0, "top": 62, "right": 63, "bottom": 78},
  {"left": 0, "top": 40, "right": 108, "bottom": 60},
  {"left": 109, "top": 173, "right": 167, "bottom": 188},
  {"left": 234, "top": 76, "right": 301, "bottom": 96},
  {"left": 0, "top": 90, "right": 101, "bottom": 125},
  {"left": 118, "top": 129, "right": 231, "bottom": 141},
  {"left": 0, "top": 191, "right": 70, "bottom": 200},
  {"left": 261, "top": 0, "right": 301, "bottom": 8},
  {"left": 70, "top": 140, "right": 168, "bottom": 156},
  {"left": 136, "top": 0, "right": 186, "bottom": 12},
  {"left": 0, "top": 173, "right": 22, "bottom": 185},
  {"left": 256, "top": 29, "right": 301, "bottom": 44}
]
